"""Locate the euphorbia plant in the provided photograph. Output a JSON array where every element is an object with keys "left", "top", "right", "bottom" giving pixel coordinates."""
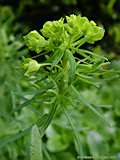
[{"left": 23, "top": 14, "right": 109, "bottom": 159}]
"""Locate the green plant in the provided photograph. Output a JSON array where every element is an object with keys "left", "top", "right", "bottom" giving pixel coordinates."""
[
  {"left": 0, "top": 6, "right": 30, "bottom": 160},
  {"left": 109, "top": 23, "right": 120, "bottom": 46},
  {"left": 23, "top": 14, "right": 112, "bottom": 159},
  {"left": 0, "top": 6, "right": 26, "bottom": 118},
  {"left": 100, "top": 0, "right": 117, "bottom": 19},
  {"left": 1, "top": 0, "right": 120, "bottom": 159},
  {"left": 0, "top": 4, "right": 120, "bottom": 159}
]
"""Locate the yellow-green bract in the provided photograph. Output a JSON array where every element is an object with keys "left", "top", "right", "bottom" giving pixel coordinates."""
[
  {"left": 24, "top": 14, "right": 104, "bottom": 54},
  {"left": 23, "top": 58, "right": 40, "bottom": 75},
  {"left": 24, "top": 30, "right": 47, "bottom": 53},
  {"left": 23, "top": 14, "right": 105, "bottom": 76}
]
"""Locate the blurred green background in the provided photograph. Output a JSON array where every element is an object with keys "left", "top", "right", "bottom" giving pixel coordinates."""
[{"left": 0, "top": 0, "right": 120, "bottom": 160}]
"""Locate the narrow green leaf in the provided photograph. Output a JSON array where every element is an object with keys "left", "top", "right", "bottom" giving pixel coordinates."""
[
  {"left": 71, "top": 85, "right": 112, "bottom": 127},
  {"left": 46, "top": 48, "right": 64, "bottom": 65},
  {"left": 0, "top": 127, "right": 31, "bottom": 149},
  {"left": 77, "top": 48, "right": 108, "bottom": 61},
  {"left": 31, "top": 125, "right": 43, "bottom": 160},
  {"left": 76, "top": 73, "right": 100, "bottom": 88},
  {"left": 11, "top": 86, "right": 53, "bottom": 113},
  {"left": 63, "top": 107, "right": 82, "bottom": 157},
  {"left": 65, "top": 50, "right": 76, "bottom": 84},
  {"left": 37, "top": 101, "right": 58, "bottom": 137}
]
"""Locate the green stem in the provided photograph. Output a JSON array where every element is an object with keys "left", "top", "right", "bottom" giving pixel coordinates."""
[{"left": 72, "top": 37, "right": 87, "bottom": 48}]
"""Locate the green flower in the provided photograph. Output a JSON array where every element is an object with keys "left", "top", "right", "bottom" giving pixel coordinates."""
[
  {"left": 24, "top": 14, "right": 105, "bottom": 57},
  {"left": 86, "top": 21, "right": 105, "bottom": 44},
  {"left": 66, "top": 15, "right": 90, "bottom": 35},
  {"left": 24, "top": 30, "right": 47, "bottom": 53},
  {"left": 65, "top": 15, "right": 104, "bottom": 45},
  {"left": 41, "top": 18, "right": 64, "bottom": 38},
  {"left": 23, "top": 58, "right": 40, "bottom": 75}
]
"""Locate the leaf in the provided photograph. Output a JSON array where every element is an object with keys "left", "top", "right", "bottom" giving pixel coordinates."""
[
  {"left": 76, "top": 48, "right": 108, "bottom": 61},
  {"left": 37, "top": 101, "right": 58, "bottom": 137},
  {"left": 87, "top": 131, "right": 109, "bottom": 158},
  {"left": 76, "top": 73, "right": 100, "bottom": 88},
  {"left": 0, "top": 127, "right": 31, "bottom": 149},
  {"left": 65, "top": 50, "right": 76, "bottom": 84},
  {"left": 47, "top": 134, "right": 69, "bottom": 152},
  {"left": 46, "top": 47, "right": 64, "bottom": 65},
  {"left": 115, "top": 100, "right": 120, "bottom": 116},
  {"left": 31, "top": 125, "right": 43, "bottom": 160},
  {"left": 71, "top": 85, "right": 112, "bottom": 127},
  {"left": 11, "top": 86, "right": 53, "bottom": 113},
  {"left": 56, "top": 152, "right": 76, "bottom": 160},
  {"left": 63, "top": 107, "right": 81, "bottom": 156}
]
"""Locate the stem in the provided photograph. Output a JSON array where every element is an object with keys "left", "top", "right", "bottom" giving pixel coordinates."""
[{"left": 72, "top": 37, "right": 87, "bottom": 48}]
